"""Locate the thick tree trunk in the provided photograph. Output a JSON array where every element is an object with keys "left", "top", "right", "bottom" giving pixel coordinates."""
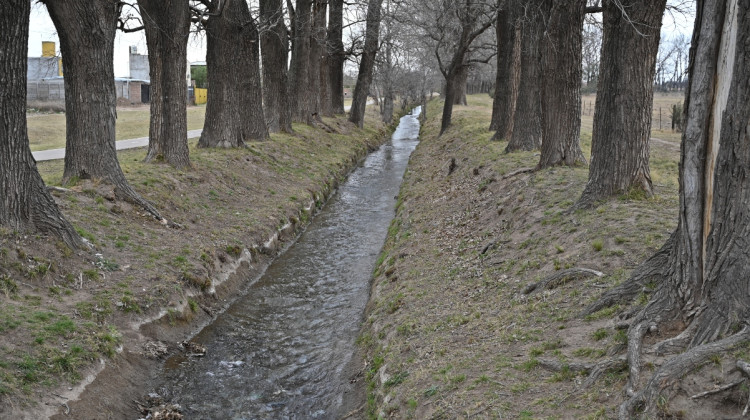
[
  {"left": 260, "top": 0, "right": 293, "bottom": 133},
  {"left": 308, "top": 0, "right": 327, "bottom": 120},
  {"left": 576, "top": 0, "right": 667, "bottom": 206},
  {"left": 349, "top": 0, "right": 383, "bottom": 128},
  {"left": 319, "top": 45, "right": 332, "bottom": 117},
  {"left": 0, "top": 0, "right": 82, "bottom": 248},
  {"left": 453, "top": 64, "right": 468, "bottom": 106},
  {"left": 140, "top": 0, "right": 191, "bottom": 169},
  {"left": 440, "top": 75, "right": 459, "bottom": 134},
  {"left": 586, "top": 1, "right": 750, "bottom": 417},
  {"left": 505, "top": 4, "right": 543, "bottom": 152},
  {"left": 490, "top": 0, "right": 516, "bottom": 135},
  {"left": 289, "top": 0, "right": 314, "bottom": 124},
  {"left": 537, "top": 0, "right": 586, "bottom": 169},
  {"left": 45, "top": 0, "right": 163, "bottom": 220},
  {"left": 327, "top": 0, "right": 346, "bottom": 114},
  {"left": 199, "top": 0, "right": 268, "bottom": 148}
]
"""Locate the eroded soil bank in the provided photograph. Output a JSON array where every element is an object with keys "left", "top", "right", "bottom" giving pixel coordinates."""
[
  {"left": 361, "top": 95, "right": 750, "bottom": 419},
  {"left": 0, "top": 108, "right": 393, "bottom": 419}
]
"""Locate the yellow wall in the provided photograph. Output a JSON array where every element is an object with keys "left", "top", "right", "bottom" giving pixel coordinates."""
[
  {"left": 195, "top": 88, "right": 207, "bottom": 105},
  {"left": 58, "top": 58, "right": 63, "bottom": 76},
  {"left": 42, "top": 41, "right": 55, "bottom": 57}
]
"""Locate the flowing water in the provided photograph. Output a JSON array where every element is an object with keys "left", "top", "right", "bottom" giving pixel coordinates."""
[{"left": 155, "top": 108, "right": 421, "bottom": 419}]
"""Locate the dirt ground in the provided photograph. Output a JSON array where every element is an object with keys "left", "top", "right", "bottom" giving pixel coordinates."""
[
  {"left": 360, "top": 95, "right": 750, "bottom": 419},
  {"left": 0, "top": 108, "right": 391, "bottom": 419}
]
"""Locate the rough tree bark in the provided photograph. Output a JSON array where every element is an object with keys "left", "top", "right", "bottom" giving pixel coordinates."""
[
  {"left": 0, "top": 0, "right": 82, "bottom": 248},
  {"left": 199, "top": 0, "right": 268, "bottom": 148},
  {"left": 139, "top": 0, "right": 191, "bottom": 168},
  {"left": 576, "top": 0, "right": 667, "bottom": 207},
  {"left": 327, "top": 0, "right": 346, "bottom": 114},
  {"left": 505, "top": 3, "right": 543, "bottom": 152},
  {"left": 289, "top": 0, "right": 314, "bottom": 124},
  {"left": 537, "top": 0, "right": 586, "bottom": 169},
  {"left": 44, "top": 0, "right": 164, "bottom": 220},
  {"left": 260, "top": 0, "right": 293, "bottom": 133},
  {"left": 308, "top": 0, "right": 327, "bottom": 120},
  {"left": 453, "top": 64, "right": 469, "bottom": 106},
  {"left": 584, "top": 1, "right": 750, "bottom": 417},
  {"left": 349, "top": 0, "right": 383, "bottom": 128}
]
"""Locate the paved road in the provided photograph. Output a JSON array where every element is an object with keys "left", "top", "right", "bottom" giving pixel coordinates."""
[{"left": 32, "top": 129, "right": 204, "bottom": 162}]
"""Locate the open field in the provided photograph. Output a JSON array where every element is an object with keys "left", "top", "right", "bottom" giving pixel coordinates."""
[
  {"left": 581, "top": 91, "right": 685, "bottom": 144},
  {"left": 26, "top": 106, "right": 207, "bottom": 152}
]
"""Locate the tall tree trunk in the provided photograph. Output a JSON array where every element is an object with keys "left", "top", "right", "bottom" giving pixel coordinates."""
[
  {"left": 199, "top": 0, "right": 268, "bottom": 148},
  {"left": 308, "top": 0, "right": 327, "bottom": 120},
  {"left": 319, "top": 45, "right": 332, "bottom": 117},
  {"left": 140, "top": 0, "right": 191, "bottom": 169},
  {"left": 349, "top": 0, "right": 383, "bottom": 128},
  {"left": 440, "top": 75, "right": 460, "bottom": 134},
  {"left": 576, "top": 0, "right": 667, "bottom": 206},
  {"left": 0, "top": 0, "right": 82, "bottom": 248},
  {"left": 44, "top": 0, "right": 163, "bottom": 220},
  {"left": 586, "top": 1, "right": 750, "bottom": 417},
  {"left": 537, "top": 0, "right": 586, "bottom": 169},
  {"left": 505, "top": 4, "right": 543, "bottom": 152},
  {"left": 260, "top": 0, "right": 293, "bottom": 133},
  {"left": 327, "top": 0, "right": 346, "bottom": 114},
  {"left": 453, "top": 64, "right": 468, "bottom": 106},
  {"left": 289, "top": 0, "right": 314, "bottom": 124}
]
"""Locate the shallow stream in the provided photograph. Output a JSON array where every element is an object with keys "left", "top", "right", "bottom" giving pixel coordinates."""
[{"left": 155, "top": 108, "right": 421, "bottom": 419}]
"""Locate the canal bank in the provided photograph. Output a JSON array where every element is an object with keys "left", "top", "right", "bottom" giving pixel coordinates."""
[
  {"left": 359, "top": 95, "right": 683, "bottom": 418},
  {"left": 145, "top": 107, "right": 421, "bottom": 419},
  {"left": 0, "top": 106, "right": 409, "bottom": 419}
]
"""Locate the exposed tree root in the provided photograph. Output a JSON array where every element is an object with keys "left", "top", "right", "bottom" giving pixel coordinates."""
[
  {"left": 689, "top": 379, "right": 744, "bottom": 399},
  {"left": 651, "top": 323, "right": 696, "bottom": 356},
  {"left": 618, "top": 327, "right": 750, "bottom": 420},
  {"left": 522, "top": 267, "right": 604, "bottom": 294},
  {"left": 537, "top": 356, "right": 627, "bottom": 389},
  {"left": 580, "top": 233, "right": 673, "bottom": 317},
  {"left": 501, "top": 167, "right": 534, "bottom": 180}
]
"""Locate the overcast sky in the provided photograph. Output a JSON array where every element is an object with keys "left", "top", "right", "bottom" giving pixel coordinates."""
[{"left": 28, "top": 3, "right": 696, "bottom": 79}]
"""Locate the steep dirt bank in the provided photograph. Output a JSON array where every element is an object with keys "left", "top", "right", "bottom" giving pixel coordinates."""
[
  {"left": 0, "top": 108, "right": 395, "bottom": 419},
  {"left": 361, "top": 95, "right": 750, "bottom": 418}
]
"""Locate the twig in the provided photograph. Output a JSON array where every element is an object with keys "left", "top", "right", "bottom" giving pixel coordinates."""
[
  {"left": 61, "top": 402, "right": 70, "bottom": 415},
  {"left": 690, "top": 379, "right": 744, "bottom": 399}
]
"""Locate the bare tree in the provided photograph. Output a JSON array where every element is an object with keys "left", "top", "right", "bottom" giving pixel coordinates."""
[
  {"left": 409, "top": 0, "right": 495, "bottom": 135},
  {"left": 582, "top": 1, "right": 750, "bottom": 417},
  {"left": 575, "top": 0, "right": 668, "bottom": 207},
  {"left": 326, "top": 0, "right": 346, "bottom": 114},
  {"left": 198, "top": 0, "right": 268, "bottom": 148},
  {"left": 140, "top": 0, "right": 192, "bottom": 168},
  {"left": 289, "top": 0, "right": 315, "bottom": 124},
  {"left": 537, "top": 0, "right": 587, "bottom": 168},
  {"left": 349, "top": 0, "right": 384, "bottom": 128},
  {"left": 581, "top": 19, "right": 602, "bottom": 89},
  {"left": 505, "top": 0, "right": 543, "bottom": 152},
  {"left": 0, "top": 0, "right": 82, "bottom": 248},
  {"left": 260, "top": 0, "right": 293, "bottom": 133},
  {"left": 43, "top": 0, "right": 164, "bottom": 220}
]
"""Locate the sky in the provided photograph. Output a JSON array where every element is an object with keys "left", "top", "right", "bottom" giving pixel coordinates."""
[{"left": 28, "top": 2, "right": 696, "bottom": 79}]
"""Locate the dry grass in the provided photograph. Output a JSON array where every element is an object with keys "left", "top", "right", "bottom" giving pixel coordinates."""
[
  {"left": 0, "top": 105, "right": 389, "bottom": 417},
  {"left": 361, "top": 94, "right": 687, "bottom": 419},
  {"left": 580, "top": 91, "right": 684, "bottom": 144},
  {"left": 26, "top": 106, "right": 207, "bottom": 152}
]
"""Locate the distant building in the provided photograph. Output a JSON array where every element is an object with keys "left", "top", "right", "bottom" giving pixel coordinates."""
[
  {"left": 26, "top": 43, "right": 193, "bottom": 105},
  {"left": 27, "top": 41, "right": 65, "bottom": 101}
]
